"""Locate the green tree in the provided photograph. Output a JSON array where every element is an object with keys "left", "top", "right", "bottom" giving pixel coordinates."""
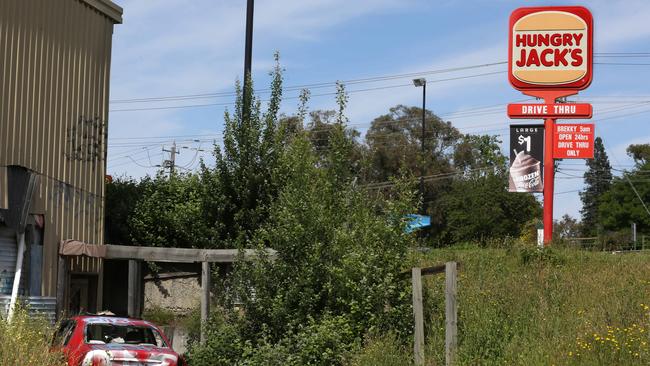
[
  {"left": 105, "top": 176, "right": 150, "bottom": 245},
  {"left": 365, "top": 105, "right": 464, "bottom": 236},
  {"left": 365, "top": 105, "right": 462, "bottom": 182},
  {"left": 189, "top": 133, "right": 416, "bottom": 365},
  {"left": 598, "top": 144, "right": 650, "bottom": 234},
  {"left": 627, "top": 144, "right": 650, "bottom": 166},
  {"left": 454, "top": 134, "right": 507, "bottom": 172},
  {"left": 437, "top": 169, "right": 541, "bottom": 244},
  {"left": 129, "top": 173, "right": 214, "bottom": 248},
  {"left": 200, "top": 53, "right": 287, "bottom": 246},
  {"left": 580, "top": 137, "right": 612, "bottom": 236},
  {"left": 553, "top": 214, "right": 582, "bottom": 240}
]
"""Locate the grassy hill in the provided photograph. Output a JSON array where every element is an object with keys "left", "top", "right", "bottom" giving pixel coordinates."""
[{"left": 350, "top": 245, "right": 650, "bottom": 366}]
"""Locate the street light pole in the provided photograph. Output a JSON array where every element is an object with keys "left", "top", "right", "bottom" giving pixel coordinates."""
[
  {"left": 413, "top": 78, "right": 427, "bottom": 212},
  {"left": 243, "top": 0, "right": 254, "bottom": 120}
]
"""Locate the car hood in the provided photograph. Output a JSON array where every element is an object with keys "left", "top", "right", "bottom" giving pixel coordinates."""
[{"left": 82, "top": 343, "right": 179, "bottom": 366}]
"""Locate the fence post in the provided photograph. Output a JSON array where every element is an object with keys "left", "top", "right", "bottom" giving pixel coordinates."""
[
  {"left": 445, "top": 262, "right": 458, "bottom": 366},
  {"left": 127, "top": 260, "right": 141, "bottom": 318},
  {"left": 412, "top": 267, "right": 424, "bottom": 366},
  {"left": 56, "top": 256, "right": 67, "bottom": 320},
  {"left": 201, "top": 261, "right": 211, "bottom": 344}
]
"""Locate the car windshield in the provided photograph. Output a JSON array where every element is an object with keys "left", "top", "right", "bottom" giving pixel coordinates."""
[{"left": 85, "top": 323, "right": 167, "bottom": 347}]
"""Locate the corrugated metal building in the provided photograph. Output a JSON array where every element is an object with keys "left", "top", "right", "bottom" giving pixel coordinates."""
[{"left": 0, "top": 0, "right": 122, "bottom": 315}]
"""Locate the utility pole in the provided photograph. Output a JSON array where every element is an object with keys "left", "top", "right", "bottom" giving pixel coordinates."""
[
  {"left": 413, "top": 78, "right": 427, "bottom": 212},
  {"left": 162, "top": 141, "right": 179, "bottom": 177},
  {"left": 243, "top": 0, "right": 254, "bottom": 120}
]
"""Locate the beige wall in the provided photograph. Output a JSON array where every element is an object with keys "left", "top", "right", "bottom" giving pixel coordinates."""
[
  {"left": 0, "top": 0, "right": 121, "bottom": 296},
  {"left": 144, "top": 277, "right": 202, "bottom": 314}
]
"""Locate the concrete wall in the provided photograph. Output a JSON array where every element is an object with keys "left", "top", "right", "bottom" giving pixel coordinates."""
[{"left": 144, "top": 275, "right": 201, "bottom": 314}]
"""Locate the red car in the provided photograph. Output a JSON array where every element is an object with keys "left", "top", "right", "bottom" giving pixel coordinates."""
[{"left": 53, "top": 315, "right": 185, "bottom": 366}]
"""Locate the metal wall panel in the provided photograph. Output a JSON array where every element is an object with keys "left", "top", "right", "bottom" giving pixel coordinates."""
[
  {"left": 0, "top": 0, "right": 120, "bottom": 296},
  {"left": 0, "top": 226, "right": 17, "bottom": 295},
  {"left": 0, "top": 295, "right": 57, "bottom": 323}
]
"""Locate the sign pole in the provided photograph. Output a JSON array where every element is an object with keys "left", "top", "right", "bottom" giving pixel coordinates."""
[
  {"left": 521, "top": 90, "right": 580, "bottom": 245},
  {"left": 543, "top": 116, "right": 555, "bottom": 244}
]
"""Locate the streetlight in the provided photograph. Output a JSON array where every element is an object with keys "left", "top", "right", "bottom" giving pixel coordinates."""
[
  {"left": 243, "top": 0, "right": 254, "bottom": 121},
  {"left": 413, "top": 78, "right": 426, "bottom": 212}
]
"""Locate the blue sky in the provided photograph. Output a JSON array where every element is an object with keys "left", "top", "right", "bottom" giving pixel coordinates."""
[{"left": 106, "top": 0, "right": 650, "bottom": 220}]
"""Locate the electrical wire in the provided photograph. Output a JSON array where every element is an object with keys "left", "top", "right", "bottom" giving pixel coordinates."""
[
  {"left": 109, "top": 70, "right": 507, "bottom": 113},
  {"left": 107, "top": 53, "right": 650, "bottom": 105},
  {"left": 109, "top": 62, "right": 508, "bottom": 104}
]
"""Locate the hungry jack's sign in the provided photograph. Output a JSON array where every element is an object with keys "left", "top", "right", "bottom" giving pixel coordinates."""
[{"left": 509, "top": 6, "right": 593, "bottom": 90}]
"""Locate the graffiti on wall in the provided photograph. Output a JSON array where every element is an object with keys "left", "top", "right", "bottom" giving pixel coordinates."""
[{"left": 65, "top": 116, "right": 106, "bottom": 164}]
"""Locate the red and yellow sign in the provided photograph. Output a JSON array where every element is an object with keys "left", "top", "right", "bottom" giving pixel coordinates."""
[
  {"left": 553, "top": 123, "right": 595, "bottom": 159},
  {"left": 509, "top": 6, "right": 593, "bottom": 90}
]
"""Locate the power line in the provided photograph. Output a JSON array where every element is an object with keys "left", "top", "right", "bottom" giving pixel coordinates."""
[
  {"left": 107, "top": 153, "right": 163, "bottom": 169},
  {"left": 105, "top": 98, "right": 650, "bottom": 171},
  {"left": 109, "top": 70, "right": 507, "bottom": 113},
  {"left": 361, "top": 166, "right": 497, "bottom": 190},
  {"left": 594, "top": 52, "right": 650, "bottom": 55},
  {"left": 109, "top": 62, "right": 508, "bottom": 104},
  {"left": 555, "top": 189, "right": 581, "bottom": 195},
  {"left": 107, "top": 53, "right": 650, "bottom": 105},
  {"left": 105, "top": 97, "right": 650, "bottom": 151}
]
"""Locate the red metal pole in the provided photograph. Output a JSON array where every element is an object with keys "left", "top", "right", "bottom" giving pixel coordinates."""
[
  {"left": 543, "top": 116, "right": 555, "bottom": 245},
  {"left": 522, "top": 90, "right": 578, "bottom": 246}
]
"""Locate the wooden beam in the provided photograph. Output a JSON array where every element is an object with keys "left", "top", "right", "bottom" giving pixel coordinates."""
[
  {"left": 445, "top": 262, "right": 458, "bottom": 366},
  {"left": 127, "top": 260, "right": 139, "bottom": 318},
  {"left": 56, "top": 256, "right": 67, "bottom": 319},
  {"left": 144, "top": 271, "right": 199, "bottom": 281},
  {"left": 399, "top": 263, "right": 461, "bottom": 280},
  {"left": 97, "top": 259, "right": 104, "bottom": 312},
  {"left": 200, "top": 261, "right": 210, "bottom": 344},
  {"left": 412, "top": 267, "right": 424, "bottom": 366},
  {"left": 104, "top": 245, "right": 276, "bottom": 263}
]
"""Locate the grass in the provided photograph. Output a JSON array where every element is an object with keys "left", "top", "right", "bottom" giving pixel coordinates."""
[
  {"left": 0, "top": 305, "right": 66, "bottom": 366},
  {"left": 349, "top": 244, "right": 650, "bottom": 365}
]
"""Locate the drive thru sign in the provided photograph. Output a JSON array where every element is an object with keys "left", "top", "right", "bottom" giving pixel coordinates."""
[
  {"left": 553, "top": 123, "right": 594, "bottom": 159},
  {"left": 507, "top": 6, "right": 594, "bottom": 245}
]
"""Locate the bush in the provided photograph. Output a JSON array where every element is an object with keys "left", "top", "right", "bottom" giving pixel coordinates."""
[
  {"left": 186, "top": 311, "right": 246, "bottom": 366},
  {"left": 189, "top": 133, "right": 417, "bottom": 364},
  {"left": 519, "top": 246, "right": 567, "bottom": 266},
  {"left": 292, "top": 315, "right": 360, "bottom": 366},
  {"left": 0, "top": 306, "right": 66, "bottom": 366},
  {"left": 346, "top": 333, "right": 408, "bottom": 366},
  {"left": 189, "top": 314, "right": 362, "bottom": 366},
  {"left": 142, "top": 305, "right": 177, "bottom": 326}
]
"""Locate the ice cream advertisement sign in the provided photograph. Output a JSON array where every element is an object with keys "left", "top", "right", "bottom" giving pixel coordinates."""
[
  {"left": 509, "top": 6, "right": 593, "bottom": 90},
  {"left": 509, "top": 125, "right": 544, "bottom": 193}
]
